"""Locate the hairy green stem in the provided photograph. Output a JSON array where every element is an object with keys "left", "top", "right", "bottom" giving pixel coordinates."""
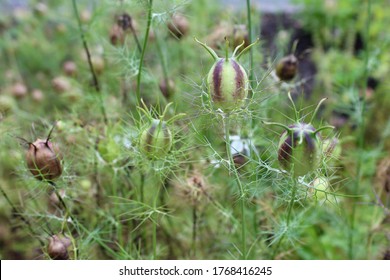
[
  {"left": 272, "top": 177, "right": 297, "bottom": 259},
  {"left": 71, "top": 0, "right": 108, "bottom": 125},
  {"left": 136, "top": 0, "right": 153, "bottom": 105},
  {"left": 224, "top": 115, "right": 247, "bottom": 259}
]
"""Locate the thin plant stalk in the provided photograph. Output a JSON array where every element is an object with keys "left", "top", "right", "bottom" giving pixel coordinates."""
[
  {"left": 246, "top": 0, "right": 255, "bottom": 98},
  {"left": 223, "top": 115, "right": 247, "bottom": 259},
  {"left": 71, "top": 0, "right": 108, "bottom": 125},
  {"left": 136, "top": 0, "right": 154, "bottom": 105},
  {"left": 154, "top": 30, "right": 169, "bottom": 86},
  {"left": 50, "top": 182, "right": 78, "bottom": 260},
  {"left": 271, "top": 177, "right": 298, "bottom": 259},
  {"left": 349, "top": 0, "right": 371, "bottom": 259},
  {"left": 152, "top": 184, "right": 161, "bottom": 259}
]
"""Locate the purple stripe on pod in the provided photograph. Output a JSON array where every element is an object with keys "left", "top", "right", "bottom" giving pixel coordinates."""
[
  {"left": 212, "top": 59, "right": 225, "bottom": 102},
  {"left": 231, "top": 59, "right": 244, "bottom": 99},
  {"left": 145, "top": 123, "right": 157, "bottom": 153}
]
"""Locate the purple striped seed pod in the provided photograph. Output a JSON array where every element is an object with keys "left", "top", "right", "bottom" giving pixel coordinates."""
[
  {"left": 26, "top": 138, "right": 63, "bottom": 181},
  {"left": 207, "top": 58, "right": 248, "bottom": 111},
  {"left": 278, "top": 123, "right": 321, "bottom": 176},
  {"left": 140, "top": 119, "right": 172, "bottom": 159}
]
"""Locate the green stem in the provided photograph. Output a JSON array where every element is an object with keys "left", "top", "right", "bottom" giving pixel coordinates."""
[
  {"left": 152, "top": 185, "right": 161, "bottom": 259},
  {"left": 246, "top": 0, "right": 254, "bottom": 98},
  {"left": 224, "top": 115, "right": 247, "bottom": 259},
  {"left": 349, "top": 0, "right": 371, "bottom": 260},
  {"left": 136, "top": 0, "right": 153, "bottom": 105},
  {"left": 51, "top": 183, "right": 78, "bottom": 260},
  {"left": 272, "top": 177, "right": 297, "bottom": 259},
  {"left": 71, "top": 0, "right": 108, "bottom": 125}
]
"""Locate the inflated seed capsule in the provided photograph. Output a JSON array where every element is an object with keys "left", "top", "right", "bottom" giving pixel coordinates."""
[
  {"left": 47, "top": 234, "right": 71, "bottom": 260},
  {"left": 196, "top": 38, "right": 258, "bottom": 112},
  {"left": 207, "top": 58, "right": 248, "bottom": 110},
  {"left": 278, "top": 123, "right": 321, "bottom": 176},
  {"left": 26, "top": 138, "right": 62, "bottom": 181},
  {"left": 140, "top": 119, "right": 172, "bottom": 158},
  {"left": 275, "top": 54, "right": 298, "bottom": 81},
  {"left": 167, "top": 14, "right": 189, "bottom": 39}
]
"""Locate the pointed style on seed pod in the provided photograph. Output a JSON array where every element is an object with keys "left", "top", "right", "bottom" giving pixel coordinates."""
[
  {"left": 265, "top": 94, "right": 334, "bottom": 176},
  {"left": 139, "top": 119, "right": 173, "bottom": 159},
  {"left": 26, "top": 126, "right": 62, "bottom": 181},
  {"left": 168, "top": 14, "right": 189, "bottom": 39},
  {"left": 275, "top": 54, "right": 298, "bottom": 81},
  {"left": 47, "top": 234, "right": 71, "bottom": 260},
  {"left": 196, "top": 37, "right": 259, "bottom": 111}
]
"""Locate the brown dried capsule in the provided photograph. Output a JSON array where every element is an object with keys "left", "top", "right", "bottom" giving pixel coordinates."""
[
  {"left": 26, "top": 138, "right": 62, "bottom": 181},
  {"left": 109, "top": 24, "right": 125, "bottom": 46},
  {"left": 11, "top": 82, "right": 28, "bottom": 99},
  {"left": 52, "top": 76, "right": 71, "bottom": 93},
  {"left": 159, "top": 78, "right": 175, "bottom": 99},
  {"left": 63, "top": 61, "right": 77, "bottom": 76},
  {"left": 47, "top": 235, "right": 71, "bottom": 260},
  {"left": 167, "top": 14, "right": 189, "bottom": 39},
  {"left": 275, "top": 54, "right": 298, "bottom": 81},
  {"left": 31, "top": 89, "right": 44, "bottom": 102}
]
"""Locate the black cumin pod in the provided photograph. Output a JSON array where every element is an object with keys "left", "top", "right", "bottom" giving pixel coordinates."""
[{"left": 207, "top": 58, "right": 248, "bottom": 111}]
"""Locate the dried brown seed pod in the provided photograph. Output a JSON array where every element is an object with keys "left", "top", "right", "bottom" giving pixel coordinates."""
[
  {"left": 109, "top": 24, "right": 125, "bottom": 46},
  {"left": 11, "top": 82, "right": 28, "bottom": 99},
  {"left": 174, "top": 172, "right": 209, "bottom": 206},
  {"left": 31, "top": 89, "right": 44, "bottom": 102},
  {"left": 52, "top": 76, "right": 71, "bottom": 93},
  {"left": 275, "top": 54, "right": 298, "bottom": 81},
  {"left": 159, "top": 78, "right": 175, "bottom": 99},
  {"left": 26, "top": 138, "right": 62, "bottom": 181},
  {"left": 63, "top": 61, "right": 77, "bottom": 76},
  {"left": 47, "top": 235, "right": 71, "bottom": 260},
  {"left": 167, "top": 14, "right": 189, "bottom": 39}
]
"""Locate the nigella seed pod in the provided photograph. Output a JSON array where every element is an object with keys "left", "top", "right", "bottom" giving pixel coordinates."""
[
  {"left": 47, "top": 234, "right": 71, "bottom": 260},
  {"left": 196, "top": 37, "right": 259, "bottom": 111},
  {"left": 167, "top": 14, "right": 189, "bottom": 39},
  {"left": 278, "top": 123, "right": 321, "bottom": 176},
  {"left": 140, "top": 119, "right": 172, "bottom": 159},
  {"left": 275, "top": 54, "right": 298, "bottom": 81},
  {"left": 26, "top": 138, "right": 62, "bottom": 181},
  {"left": 207, "top": 58, "right": 248, "bottom": 110}
]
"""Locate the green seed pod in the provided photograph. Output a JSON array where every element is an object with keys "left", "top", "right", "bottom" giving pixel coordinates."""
[
  {"left": 140, "top": 119, "right": 172, "bottom": 159},
  {"left": 207, "top": 58, "right": 248, "bottom": 111},
  {"left": 278, "top": 123, "right": 322, "bottom": 176},
  {"left": 275, "top": 54, "right": 298, "bottom": 81},
  {"left": 26, "top": 138, "right": 62, "bottom": 181},
  {"left": 196, "top": 38, "right": 258, "bottom": 112}
]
